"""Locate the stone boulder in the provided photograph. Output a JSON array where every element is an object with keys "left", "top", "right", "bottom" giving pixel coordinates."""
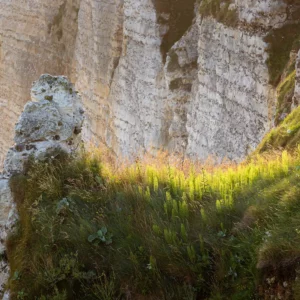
[{"left": 4, "top": 75, "right": 84, "bottom": 175}]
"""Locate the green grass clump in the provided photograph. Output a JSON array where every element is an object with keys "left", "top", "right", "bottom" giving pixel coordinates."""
[
  {"left": 5, "top": 148, "right": 300, "bottom": 299},
  {"left": 199, "top": 0, "right": 239, "bottom": 28},
  {"left": 257, "top": 105, "right": 300, "bottom": 153},
  {"left": 275, "top": 69, "right": 296, "bottom": 125}
]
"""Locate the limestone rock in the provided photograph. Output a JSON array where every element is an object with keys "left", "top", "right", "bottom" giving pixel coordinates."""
[
  {"left": 4, "top": 75, "right": 84, "bottom": 175},
  {"left": 235, "top": 0, "right": 287, "bottom": 28},
  {"left": 164, "top": 21, "right": 199, "bottom": 154},
  {"left": 186, "top": 17, "right": 275, "bottom": 159}
]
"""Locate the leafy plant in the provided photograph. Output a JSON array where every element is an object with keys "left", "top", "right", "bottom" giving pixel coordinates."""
[{"left": 88, "top": 227, "right": 113, "bottom": 245}]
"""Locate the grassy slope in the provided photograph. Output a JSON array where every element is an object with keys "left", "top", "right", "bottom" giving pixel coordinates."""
[
  {"left": 5, "top": 149, "right": 300, "bottom": 299},
  {"left": 257, "top": 105, "right": 300, "bottom": 153}
]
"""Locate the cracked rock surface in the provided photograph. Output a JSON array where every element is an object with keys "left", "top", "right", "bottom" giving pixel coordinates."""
[{"left": 4, "top": 75, "right": 84, "bottom": 175}]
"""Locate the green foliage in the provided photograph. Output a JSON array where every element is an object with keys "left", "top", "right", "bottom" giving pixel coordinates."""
[
  {"left": 82, "top": 272, "right": 121, "bottom": 300},
  {"left": 275, "top": 70, "right": 296, "bottom": 124},
  {"left": 257, "top": 105, "right": 300, "bottom": 152},
  {"left": 6, "top": 149, "right": 300, "bottom": 298},
  {"left": 88, "top": 227, "right": 113, "bottom": 245},
  {"left": 199, "top": 0, "right": 239, "bottom": 27}
]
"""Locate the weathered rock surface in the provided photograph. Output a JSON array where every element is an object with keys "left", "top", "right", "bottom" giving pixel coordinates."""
[
  {"left": 0, "top": 75, "right": 84, "bottom": 297},
  {"left": 235, "top": 0, "right": 287, "bottom": 28},
  {"left": 186, "top": 17, "right": 275, "bottom": 159},
  {"left": 0, "top": 0, "right": 296, "bottom": 162},
  {"left": 4, "top": 75, "right": 84, "bottom": 175}
]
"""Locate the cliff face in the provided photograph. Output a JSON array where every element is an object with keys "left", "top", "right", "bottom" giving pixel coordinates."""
[{"left": 0, "top": 0, "right": 298, "bottom": 161}]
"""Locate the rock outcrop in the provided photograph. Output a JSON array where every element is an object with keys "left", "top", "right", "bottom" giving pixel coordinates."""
[
  {"left": 0, "top": 75, "right": 84, "bottom": 297},
  {"left": 4, "top": 75, "right": 84, "bottom": 175},
  {"left": 0, "top": 0, "right": 299, "bottom": 162}
]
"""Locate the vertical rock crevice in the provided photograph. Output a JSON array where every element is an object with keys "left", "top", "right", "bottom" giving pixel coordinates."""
[
  {"left": 151, "top": 0, "right": 197, "bottom": 62},
  {"left": 164, "top": 21, "right": 199, "bottom": 155}
]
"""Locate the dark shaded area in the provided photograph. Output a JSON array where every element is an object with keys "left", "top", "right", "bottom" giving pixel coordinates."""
[
  {"left": 48, "top": 0, "right": 80, "bottom": 42},
  {"left": 151, "top": 0, "right": 197, "bottom": 61},
  {"left": 169, "top": 78, "right": 193, "bottom": 92},
  {"left": 199, "top": 0, "right": 238, "bottom": 28},
  {"left": 264, "top": 23, "right": 300, "bottom": 86}
]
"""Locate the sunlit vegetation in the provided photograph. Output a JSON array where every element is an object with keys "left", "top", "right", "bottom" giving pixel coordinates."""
[
  {"left": 257, "top": 105, "right": 300, "bottom": 153},
  {"left": 5, "top": 146, "right": 300, "bottom": 299},
  {"left": 275, "top": 68, "right": 296, "bottom": 125}
]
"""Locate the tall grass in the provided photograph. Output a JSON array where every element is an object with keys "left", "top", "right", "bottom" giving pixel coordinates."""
[{"left": 5, "top": 148, "right": 300, "bottom": 299}]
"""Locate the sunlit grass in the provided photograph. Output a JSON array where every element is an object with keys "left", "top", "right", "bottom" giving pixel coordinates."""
[{"left": 6, "top": 147, "right": 300, "bottom": 299}]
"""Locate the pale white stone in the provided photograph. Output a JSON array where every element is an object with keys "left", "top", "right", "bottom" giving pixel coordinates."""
[
  {"left": 4, "top": 74, "right": 84, "bottom": 175},
  {"left": 186, "top": 18, "right": 275, "bottom": 160},
  {"left": 235, "top": 0, "right": 287, "bottom": 28}
]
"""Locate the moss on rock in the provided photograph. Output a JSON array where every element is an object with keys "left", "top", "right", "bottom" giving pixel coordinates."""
[
  {"left": 199, "top": 0, "right": 239, "bottom": 28},
  {"left": 275, "top": 69, "right": 296, "bottom": 125},
  {"left": 264, "top": 23, "right": 300, "bottom": 86},
  {"left": 152, "top": 0, "right": 197, "bottom": 61}
]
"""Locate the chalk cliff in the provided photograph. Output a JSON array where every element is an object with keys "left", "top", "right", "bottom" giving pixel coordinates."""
[{"left": 0, "top": 0, "right": 299, "bottom": 162}]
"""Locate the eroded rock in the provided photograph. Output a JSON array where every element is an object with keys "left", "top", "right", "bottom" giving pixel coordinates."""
[{"left": 4, "top": 75, "right": 84, "bottom": 175}]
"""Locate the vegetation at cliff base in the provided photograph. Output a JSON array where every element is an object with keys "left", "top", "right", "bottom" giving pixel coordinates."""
[
  {"left": 5, "top": 147, "right": 300, "bottom": 299},
  {"left": 257, "top": 104, "right": 300, "bottom": 153},
  {"left": 275, "top": 69, "right": 296, "bottom": 125}
]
